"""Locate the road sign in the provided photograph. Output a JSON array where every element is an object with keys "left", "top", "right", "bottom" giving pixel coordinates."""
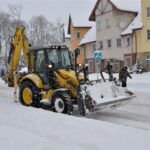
[{"left": 93, "top": 50, "right": 102, "bottom": 61}]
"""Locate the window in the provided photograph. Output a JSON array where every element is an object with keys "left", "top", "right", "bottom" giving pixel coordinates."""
[
  {"left": 99, "top": 41, "right": 103, "bottom": 49},
  {"left": 147, "top": 7, "right": 150, "bottom": 17},
  {"left": 116, "top": 16, "right": 120, "bottom": 27},
  {"left": 107, "top": 39, "right": 111, "bottom": 48},
  {"left": 126, "top": 57, "right": 131, "bottom": 67},
  {"left": 29, "top": 51, "right": 35, "bottom": 72},
  {"left": 76, "top": 32, "right": 80, "bottom": 39},
  {"left": 97, "top": 21, "right": 101, "bottom": 31},
  {"left": 114, "top": 60, "right": 120, "bottom": 73},
  {"left": 35, "top": 50, "right": 46, "bottom": 72},
  {"left": 116, "top": 38, "right": 121, "bottom": 47},
  {"left": 146, "top": 55, "right": 150, "bottom": 68},
  {"left": 147, "top": 30, "right": 150, "bottom": 40},
  {"left": 47, "top": 49, "right": 71, "bottom": 69},
  {"left": 93, "top": 43, "right": 96, "bottom": 51},
  {"left": 127, "top": 37, "right": 130, "bottom": 46},
  {"left": 106, "top": 19, "right": 110, "bottom": 29}
]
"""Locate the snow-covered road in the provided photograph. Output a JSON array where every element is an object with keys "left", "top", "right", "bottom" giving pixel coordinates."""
[
  {"left": 86, "top": 73, "right": 150, "bottom": 130},
  {"left": 0, "top": 73, "right": 150, "bottom": 150}
]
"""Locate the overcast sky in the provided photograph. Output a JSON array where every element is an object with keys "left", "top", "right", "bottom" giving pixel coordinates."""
[{"left": 0, "top": 0, "right": 96, "bottom": 25}]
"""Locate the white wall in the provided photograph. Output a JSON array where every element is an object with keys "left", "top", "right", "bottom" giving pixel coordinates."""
[{"left": 95, "top": 0, "right": 135, "bottom": 61}]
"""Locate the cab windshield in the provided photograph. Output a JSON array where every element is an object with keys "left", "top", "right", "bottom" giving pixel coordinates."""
[{"left": 47, "top": 48, "right": 72, "bottom": 69}]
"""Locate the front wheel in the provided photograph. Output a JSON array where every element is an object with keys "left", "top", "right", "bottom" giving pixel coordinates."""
[
  {"left": 19, "top": 80, "right": 41, "bottom": 107},
  {"left": 51, "top": 92, "right": 73, "bottom": 115}
]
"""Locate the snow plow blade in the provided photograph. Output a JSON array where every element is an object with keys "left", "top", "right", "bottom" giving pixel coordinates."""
[{"left": 88, "top": 95, "right": 136, "bottom": 115}]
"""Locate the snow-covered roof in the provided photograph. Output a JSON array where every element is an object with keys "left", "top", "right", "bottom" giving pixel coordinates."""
[
  {"left": 88, "top": 0, "right": 142, "bottom": 35},
  {"left": 71, "top": 0, "right": 96, "bottom": 27},
  {"left": 121, "top": 10, "right": 143, "bottom": 36},
  {"left": 79, "top": 24, "right": 96, "bottom": 46},
  {"left": 89, "top": 0, "right": 141, "bottom": 21},
  {"left": 110, "top": 0, "right": 141, "bottom": 12},
  {"left": 68, "top": 0, "right": 96, "bottom": 34},
  {"left": 64, "top": 27, "right": 71, "bottom": 38},
  {"left": 70, "top": 14, "right": 94, "bottom": 27}
]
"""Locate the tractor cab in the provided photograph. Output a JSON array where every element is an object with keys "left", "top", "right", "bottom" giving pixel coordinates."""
[{"left": 28, "top": 45, "right": 73, "bottom": 86}]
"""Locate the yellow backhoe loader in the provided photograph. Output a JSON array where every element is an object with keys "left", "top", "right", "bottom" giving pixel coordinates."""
[
  {"left": 4, "top": 26, "right": 95, "bottom": 115},
  {"left": 4, "top": 26, "right": 134, "bottom": 116}
]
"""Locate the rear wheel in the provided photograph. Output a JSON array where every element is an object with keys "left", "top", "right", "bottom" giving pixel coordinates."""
[
  {"left": 51, "top": 92, "right": 73, "bottom": 114},
  {"left": 19, "top": 80, "right": 41, "bottom": 107}
]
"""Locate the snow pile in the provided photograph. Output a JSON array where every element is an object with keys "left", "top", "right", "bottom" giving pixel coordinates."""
[
  {"left": 88, "top": 81, "right": 128, "bottom": 104},
  {"left": 18, "top": 67, "right": 28, "bottom": 73},
  {"left": 0, "top": 101, "right": 150, "bottom": 150},
  {"left": 88, "top": 72, "right": 131, "bottom": 104},
  {"left": 128, "top": 72, "right": 150, "bottom": 92}
]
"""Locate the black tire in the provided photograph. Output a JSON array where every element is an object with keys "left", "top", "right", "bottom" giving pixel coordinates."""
[
  {"left": 77, "top": 93, "right": 86, "bottom": 116},
  {"left": 51, "top": 92, "right": 73, "bottom": 115},
  {"left": 19, "top": 80, "right": 41, "bottom": 107}
]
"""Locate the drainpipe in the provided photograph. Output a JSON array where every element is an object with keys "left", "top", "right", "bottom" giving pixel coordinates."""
[
  {"left": 84, "top": 45, "right": 86, "bottom": 65},
  {"left": 131, "top": 34, "right": 133, "bottom": 65},
  {"left": 131, "top": 31, "right": 137, "bottom": 65},
  {"left": 134, "top": 31, "right": 137, "bottom": 64}
]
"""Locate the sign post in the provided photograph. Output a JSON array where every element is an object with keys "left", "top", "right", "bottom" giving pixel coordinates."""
[
  {"left": 93, "top": 50, "right": 102, "bottom": 80},
  {"left": 93, "top": 50, "right": 102, "bottom": 62}
]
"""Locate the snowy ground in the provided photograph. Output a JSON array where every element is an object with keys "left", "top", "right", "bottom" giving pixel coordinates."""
[
  {"left": 0, "top": 73, "right": 150, "bottom": 150},
  {"left": 87, "top": 72, "right": 150, "bottom": 130}
]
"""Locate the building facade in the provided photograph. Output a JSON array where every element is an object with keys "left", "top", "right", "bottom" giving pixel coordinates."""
[
  {"left": 68, "top": 15, "right": 93, "bottom": 64},
  {"left": 79, "top": 25, "right": 96, "bottom": 73},
  {"left": 89, "top": 0, "right": 140, "bottom": 72},
  {"left": 134, "top": 0, "right": 150, "bottom": 71}
]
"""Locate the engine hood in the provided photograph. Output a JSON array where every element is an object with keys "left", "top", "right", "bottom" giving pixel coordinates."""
[{"left": 57, "top": 69, "right": 79, "bottom": 87}]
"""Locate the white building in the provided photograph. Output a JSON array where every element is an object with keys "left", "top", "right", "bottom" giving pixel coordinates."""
[
  {"left": 79, "top": 25, "right": 96, "bottom": 73},
  {"left": 89, "top": 0, "right": 141, "bottom": 72}
]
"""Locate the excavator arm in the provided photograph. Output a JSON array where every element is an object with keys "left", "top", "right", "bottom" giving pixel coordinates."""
[{"left": 5, "top": 26, "right": 29, "bottom": 87}]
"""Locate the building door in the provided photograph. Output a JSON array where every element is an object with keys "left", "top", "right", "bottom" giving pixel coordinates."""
[
  {"left": 88, "top": 60, "right": 94, "bottom": 73},
  {"left": 113, "top": 59, "right": 121, "bottom": 73}
]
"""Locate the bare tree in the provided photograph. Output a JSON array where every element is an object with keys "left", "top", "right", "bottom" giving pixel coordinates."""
[
  {"left": 0, "top": 11, "right": 12, "bottom": 56},
  {"left": 0, "top": 5, "right": 27, "bottom": 67},
  {"left": 8, "top": 3, "right": 22, "bottom": 24},
  {"left": 29, "top": 15, "right": 54, "bottom": 46},
  {"left": 54, "top": 21, "right": 65, "bottom": 44}
]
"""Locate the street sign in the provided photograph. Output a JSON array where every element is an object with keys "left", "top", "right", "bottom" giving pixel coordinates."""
[{"left": 93, "top": 50, "right": 102, "bottom": 61}]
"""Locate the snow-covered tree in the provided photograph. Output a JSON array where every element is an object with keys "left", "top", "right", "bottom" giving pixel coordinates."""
[
  {"left": 7, "top": 3, "right": 22, "bottom": 24},
  {"left": 29, "top": 15, "right": 54, "bottom": 46},
  {"left": 130, "top": 58, "right": 144, "bottom": 74},
  {"left": 28, "top": 15, "right": 65, "bottom": 46},
  {"left": 0, "top": 11, "right": 12, "bottom": 57},
  {"left": 54, "top": 21, "right": 65, "bottom": 44}
]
